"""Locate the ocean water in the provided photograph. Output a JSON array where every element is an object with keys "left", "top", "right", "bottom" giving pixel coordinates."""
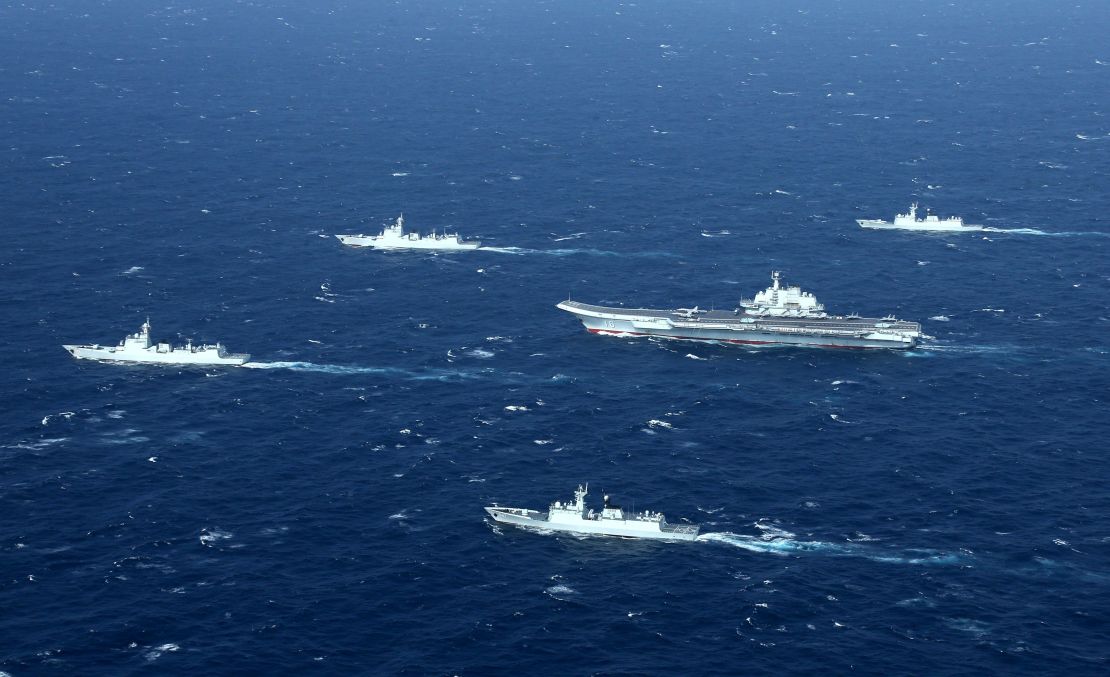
[{"left": 2, "top": 0, "right": 1109, "bottom": 673}]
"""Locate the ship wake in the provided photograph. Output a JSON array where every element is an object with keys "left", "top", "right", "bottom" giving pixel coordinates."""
[
  {"left": 980, "top": 227, "right": 1110, "bottom": 237},
  {"left": 479, "top": 246, "right": 678, "bottom": 258},
  {"left": 698, "top": 527, "right": 963, "bottom": 566},
  {"left": 239, "top": 361, "right": 486, "bottom": 381}
]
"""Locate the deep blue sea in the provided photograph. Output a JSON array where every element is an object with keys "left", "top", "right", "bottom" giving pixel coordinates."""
[{"left": 2, "top": 0, "right": 1109, "bottom": 674}]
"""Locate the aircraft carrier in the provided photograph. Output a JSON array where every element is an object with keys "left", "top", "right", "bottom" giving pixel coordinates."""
[{"left": 557, "top": 271, "right": 922, "bottom": 350}]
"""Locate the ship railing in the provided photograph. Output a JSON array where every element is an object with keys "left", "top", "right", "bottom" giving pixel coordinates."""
[
  {"left": 748, "top": 322, "right": 920, "bottom": 337},
  {"left": 662, "top": 524, "right": 699, "bottom": 534}
]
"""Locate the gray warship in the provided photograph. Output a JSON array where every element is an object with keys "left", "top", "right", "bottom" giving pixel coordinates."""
[
  {"left": 557, "top": 271, "right": 922, "bottom": 350},
  {"left": 335, "top": 214, "right": 480, "bottom": 250},
  {"left": 858, "top": 203, "right": 982, "bottom": 232},
  {"left": 485, "top": 484, "right": 700, "bottom": 541},
  {"left": 63, "top": 319, "right": 249, "bottom": 366}
]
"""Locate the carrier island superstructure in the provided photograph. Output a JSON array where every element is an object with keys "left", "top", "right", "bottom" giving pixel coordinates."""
[
  {"left": 557, "top": 271, "right": 922, "bottom": 350},
  {"left": 485, "top": 484, "right": 699, "bottom": 542}
]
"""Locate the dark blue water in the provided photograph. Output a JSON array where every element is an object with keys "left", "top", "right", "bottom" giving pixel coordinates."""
[{"left": 3, "top": 1, "right": 1109, "bottom": 673}]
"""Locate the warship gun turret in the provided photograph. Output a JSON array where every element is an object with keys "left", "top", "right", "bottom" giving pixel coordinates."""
[
  {"left": 858, "top": 203, "right": 982, "bottom": 232},
  {"left": 336, "top": 214, "right": 480, "bottom": 250},
  {"left": 63, "top": 319, "right": 249, "bottom": 366},
  {"left": 557, "top": 271, "right": 922, "bottom": 350},
  {"left": 485, "top": 484, "right": 699, "bottom": 542}
]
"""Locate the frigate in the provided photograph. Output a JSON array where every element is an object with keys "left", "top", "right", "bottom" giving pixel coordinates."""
[
  {"left": 485, "top": 484, "right": 699, "bottom": 541},
  {"left": 557, "top": 271, "right": 922, "bottom": 350},
  {"left": 335, "top": 214, "right": 480, "bottom": 250},
  {"left": 857, "top": 203, "right": 982, "bottom": 231},
  {"left": 63, "top": 320, "right": 249, "bottom": 366}
]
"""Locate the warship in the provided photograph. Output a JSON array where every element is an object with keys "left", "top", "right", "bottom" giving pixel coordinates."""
[
  {"left": 63, "top": 320, "right": 249, "bottom": 366},
  {"left": 857, "top": 203, "right": 982, "bottom": 232},
  {"left": 557, "top": 271, "right": 922, "bottom": 350},
  {"left": 485, "top": 484, "right": 699, "bottom": 542},
  {"left": 335, "top": 214, "right": 480, "bottom": 250}
]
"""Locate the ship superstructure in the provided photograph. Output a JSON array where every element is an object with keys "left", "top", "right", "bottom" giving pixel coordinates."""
[
  {"left": 857, "top": 203, "right": 982, "bottom": 232},
  {"left": 557, "top": 271, "right": 922, "bottom": 350},
  {"left": 63, "top": 320, "right": 249, "bottom": 366},
  {"left": 335, "top": 214, "right": 480, "bottom": 250},
  {"left": 485, "top": 484, "right": 699, "bottom": 542}
]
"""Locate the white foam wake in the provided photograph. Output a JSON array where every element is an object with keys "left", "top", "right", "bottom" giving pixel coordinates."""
[
  {"left": 698, "top": 530, "right": 962, "bottom": 565},
  {"left": 239, "top": 361, "right": 483, "bottom": 381},
  {"left": 981, "top": 227, "right": 1110, "bottom": 237},
  {"left": 479, "top": 246, "right": 678, "bottom": 258},
  {"left": 914, "top": 343, "right": 1018, "bottom": 355}
]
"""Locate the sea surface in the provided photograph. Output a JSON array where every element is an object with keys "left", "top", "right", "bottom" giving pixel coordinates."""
[{"left": 2, "top": 1, "right": 1109, "bottom": 674}]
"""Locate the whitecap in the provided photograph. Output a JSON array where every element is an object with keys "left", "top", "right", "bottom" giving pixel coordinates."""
[
  {"left": 929, "top": 315, "right": 950, "bottom": 321},
  {"left": 41, "top": 411, "right": 76, "bottom": 425},
  {"left": 4, "top": 437, "right": 69, "bottom": 451},
  {"left": 143, "top": 643, "right": 180, "bottom": 662},
  {"left": 545, "top": 584, "right": 577, "bottom": 598},
  {"left": 504, "top": 405, "right": 529, "bottom": 412},
  {"left": 647, "top": 419, "right": 673, "bottom": 429},
  {"left": 199, "top": 529, "right": 233, "bottom": 546}
]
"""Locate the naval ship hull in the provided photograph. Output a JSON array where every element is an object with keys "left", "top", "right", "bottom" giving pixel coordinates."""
[
  {"left": 63, "top": 345, "right": 249, "bottom": 366},
  {"left": 485, "top": 507, "right": 699, "bottom": 541},
  {"left": 857, "top": 219, "right": 982, "bottom": 232},
  {"left": 335, "top": 235, "right": 480, "bottom": 250},
  {"left": 557, "top": 301, "right": 920, "bottom": 350}
]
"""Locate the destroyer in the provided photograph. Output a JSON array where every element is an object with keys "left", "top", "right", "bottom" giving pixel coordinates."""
[
  {"left": 486, "top": 484, "right": 699, "bottom": 541},
  {"left": 63, "top": 319, "right": 249, "bottom": 366},
  {"left": 857, "top": 203, "right": 982, "bottom": 232},
  {"left": 335, "top": 214, "right": 480, "bottom": 250},
  {"left": 557, "top": 271, "right": 922, "bottom": 350}
]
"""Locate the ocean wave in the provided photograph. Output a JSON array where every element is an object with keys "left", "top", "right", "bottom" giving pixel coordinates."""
[
  {"left": 3, "top": 437, "right": 70, "bottom": 451},
  {"left": 41, "top": 411, "right": 76, "bottom": 425},
  {"left": 199, "top": 528, "right": 233, "bottom": 547}
]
